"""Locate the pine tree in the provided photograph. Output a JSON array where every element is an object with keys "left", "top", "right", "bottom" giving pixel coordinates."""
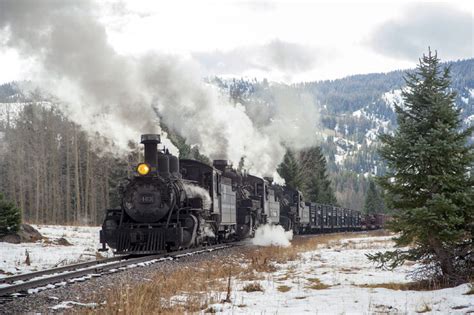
[
  {"left": 368, "top": 50, "right": 474, "bottom": 285},
  {"left": 0, "top": 192, "right": 21, "bottom": 236},
  {"left": 300, "top": 147, "right": 337, "bottom": 204},
  {"left": 363, "top": 180, "right": 385, "bottom": 214},
  {"left": 277, "top": 149, "right": 304, "bottom": 190}
]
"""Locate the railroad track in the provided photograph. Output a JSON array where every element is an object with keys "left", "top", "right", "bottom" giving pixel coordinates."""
[{"left": 0, "top": 243, "right": 239, "bottom": 300}]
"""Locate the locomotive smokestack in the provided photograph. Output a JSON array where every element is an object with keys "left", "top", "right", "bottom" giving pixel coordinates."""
[{"left": 141, "top": 134, "right": 161, "bottom": 171}]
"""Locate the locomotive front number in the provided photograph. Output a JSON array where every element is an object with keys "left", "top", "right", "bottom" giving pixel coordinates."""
[{"left": 140, "top": 194, "right": 154, "bottom": 204}]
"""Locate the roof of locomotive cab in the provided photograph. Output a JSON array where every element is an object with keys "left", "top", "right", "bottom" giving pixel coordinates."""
[
  {"left": 245, "top": 173, "right": 264, "bottom": 183},
  {"left": 179, "top": 158, "right": 221, "bottom": 174}
]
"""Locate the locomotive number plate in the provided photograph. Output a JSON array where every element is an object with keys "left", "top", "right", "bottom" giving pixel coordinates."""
[{"left": 140, "top": 194, "right": 154, "bottom": 204}]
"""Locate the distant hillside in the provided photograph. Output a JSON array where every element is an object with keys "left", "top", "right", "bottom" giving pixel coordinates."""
[
  {"left": 212, "top": 58, "right": 473, "bottom": 208},
  {"left": 214, "top": 58, "right": 473, "bottom": 175}
]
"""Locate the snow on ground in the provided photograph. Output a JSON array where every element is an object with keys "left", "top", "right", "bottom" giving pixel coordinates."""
[
  {"left": 206, "top": 235, "right": 474, "bottom": 314},
  {"left": 0, "top": 225, "right": 110, "bottom": 277},
  {"left": 383, "top": 89, "right": 403, "bottom": 111}
]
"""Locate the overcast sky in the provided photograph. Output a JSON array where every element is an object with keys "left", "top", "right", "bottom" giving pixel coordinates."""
[{"left": 0, "top": 0, "right": 472, "bottom": 84}]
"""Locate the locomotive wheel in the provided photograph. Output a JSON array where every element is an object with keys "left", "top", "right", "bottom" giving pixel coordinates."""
[{"left": 238, "top": 215, "right": 253, "bottom": 239}]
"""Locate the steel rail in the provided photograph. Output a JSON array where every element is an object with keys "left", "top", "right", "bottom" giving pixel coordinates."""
[
  {"left": 0, "top": 243, "right": 238, "bottom": 298},
  {"left": 0, "top": 255, "right": 128, "bottom": 285}
]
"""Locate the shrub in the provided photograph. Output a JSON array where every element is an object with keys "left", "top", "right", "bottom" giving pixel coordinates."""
[
  {"left": 0, "top": 193, "right": 21, "bottom": 236},
  {"left": 242, "top": 282, "right": 264, "bottom": 292}
]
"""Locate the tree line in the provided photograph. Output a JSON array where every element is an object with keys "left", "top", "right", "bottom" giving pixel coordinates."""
[{"left": 0, "top": 104, "right": 138, "bottom": 226}]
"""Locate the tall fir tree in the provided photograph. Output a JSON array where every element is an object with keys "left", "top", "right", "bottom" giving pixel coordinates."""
[
  {"left": 300, "top": 147, "right": 337, "bottom": 204},
  {"left": 0, "top": 193, "right": 21, "bottom": 236},
  {"left": 363, "top": 180, "right": 385, "bottom": 214},
  {"left": 369, "top": 50, "right": 473, "bottom": 284},
  {"left": 277, "top": 147, "right": 338, "bottom": 204},
  {"left": 277, "top": 149, "right": 304, "bottom": 190}
]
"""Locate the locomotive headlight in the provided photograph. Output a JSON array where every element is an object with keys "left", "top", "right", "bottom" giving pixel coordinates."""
[{"left": 137, "top": 163, "right": 150, "bottom": 176}]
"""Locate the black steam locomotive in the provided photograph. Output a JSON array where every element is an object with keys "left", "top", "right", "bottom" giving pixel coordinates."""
[
  {"left": 100, "top": 134, "right": 387, "bottom": 254},
  {"left": 100, "top": 134, "right": 282, "bottom": 254}
]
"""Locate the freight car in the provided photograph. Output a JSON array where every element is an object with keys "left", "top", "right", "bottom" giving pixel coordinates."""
[{"left": 285, "top": 203, "right": 363, "bottom": 235}]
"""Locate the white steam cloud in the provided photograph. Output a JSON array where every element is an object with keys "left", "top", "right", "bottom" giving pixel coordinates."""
[
  {"left": 252, "top": 224, "right": 293, "bottom": 247},
  {"left": 0, "top": 0, "right": 320, "bottom": 176}
]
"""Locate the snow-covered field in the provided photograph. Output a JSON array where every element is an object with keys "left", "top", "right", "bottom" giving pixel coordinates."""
[
  {"left": 1, "top": 227, "right": 472, "bottom": 313},
  {"left": 206, "top": 235, "right": 474, "bottom": 314},
  {"left": 0, "top": 225, "right": 110, "bottom": 277}
]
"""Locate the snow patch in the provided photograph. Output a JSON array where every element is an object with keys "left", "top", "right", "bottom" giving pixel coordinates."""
[
  {"left": 50, "top": 301, "right": 98, "bottom": 310},
  {"left": 464, "top": 114, "right": 474, "bottom": 125},
  {"left": 382, "top": 89, "right": 403, "bottom": 111},
  {"left": 0, "top": 225, "right": 112, "bottom": 278},
  {"left": 352, "top": 109, "right": 363, "bottom": 118}
]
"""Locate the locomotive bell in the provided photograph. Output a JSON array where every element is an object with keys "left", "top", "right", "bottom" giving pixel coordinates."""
[{"left": 141, "top": 134, "right": 161, "bottom": 173}]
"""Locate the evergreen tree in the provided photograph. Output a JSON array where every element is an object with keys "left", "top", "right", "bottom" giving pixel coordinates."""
[
  {"left": 368, "top": 50, "right": 474, "bottom": 285},
  {"left": 300, "top": 147, "right": 337, "bottom": 204},
  {"left": 0, "top": 193, "right": 21, "bottom": 236},
  {"left": 277, "top": 149, "right": 304, "bottom": 190},
  {"left": 363, "top": 180, "right": 385, "bottom": 214}
]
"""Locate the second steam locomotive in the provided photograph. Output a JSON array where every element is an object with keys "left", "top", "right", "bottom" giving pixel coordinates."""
[{"left": 100, "top": 134, "right": 387, "bottom": 254}]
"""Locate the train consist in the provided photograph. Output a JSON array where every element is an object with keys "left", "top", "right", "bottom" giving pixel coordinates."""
[{"left": 100, "top": 134, "right": 387, "bottom": 255}]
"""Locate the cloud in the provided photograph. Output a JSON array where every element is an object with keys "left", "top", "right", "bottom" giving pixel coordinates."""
[
  {"left": 193, "top": 39, "right": 320, "bottom": 76},
  {"left": 366, "top": 3, "right": 473, "bottom": 61},
  {"left": 232, "top": 0, "right": 278, "bottom": 12}
]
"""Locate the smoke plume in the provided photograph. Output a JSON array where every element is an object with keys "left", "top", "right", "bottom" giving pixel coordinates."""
[{"left": 0, "top": 0, "right": 320, "bottom": 176}]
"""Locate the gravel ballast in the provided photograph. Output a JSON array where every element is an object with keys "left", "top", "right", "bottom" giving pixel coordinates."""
[{"left": 0, "top": 245, "right": 247, "bottom": 314}]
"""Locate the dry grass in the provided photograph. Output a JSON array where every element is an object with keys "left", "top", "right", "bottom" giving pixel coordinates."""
[
  {"left": 92, "top": 232, "right": 379, "bottom": 314},
  {"left": 305, "top": 277, "right": 331, "bottom": 290},
  {"left": 242, "top": 282, "right": 264, "bottom": 292},
  {"left": 93, "top": 258, "right": 246, "bottom": 314},
  {"left": 277, "top": 285, "right": 292, "bottom": 292},
  {"left": 357, "top": 281, "right": 439, "bottom": 291}
]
